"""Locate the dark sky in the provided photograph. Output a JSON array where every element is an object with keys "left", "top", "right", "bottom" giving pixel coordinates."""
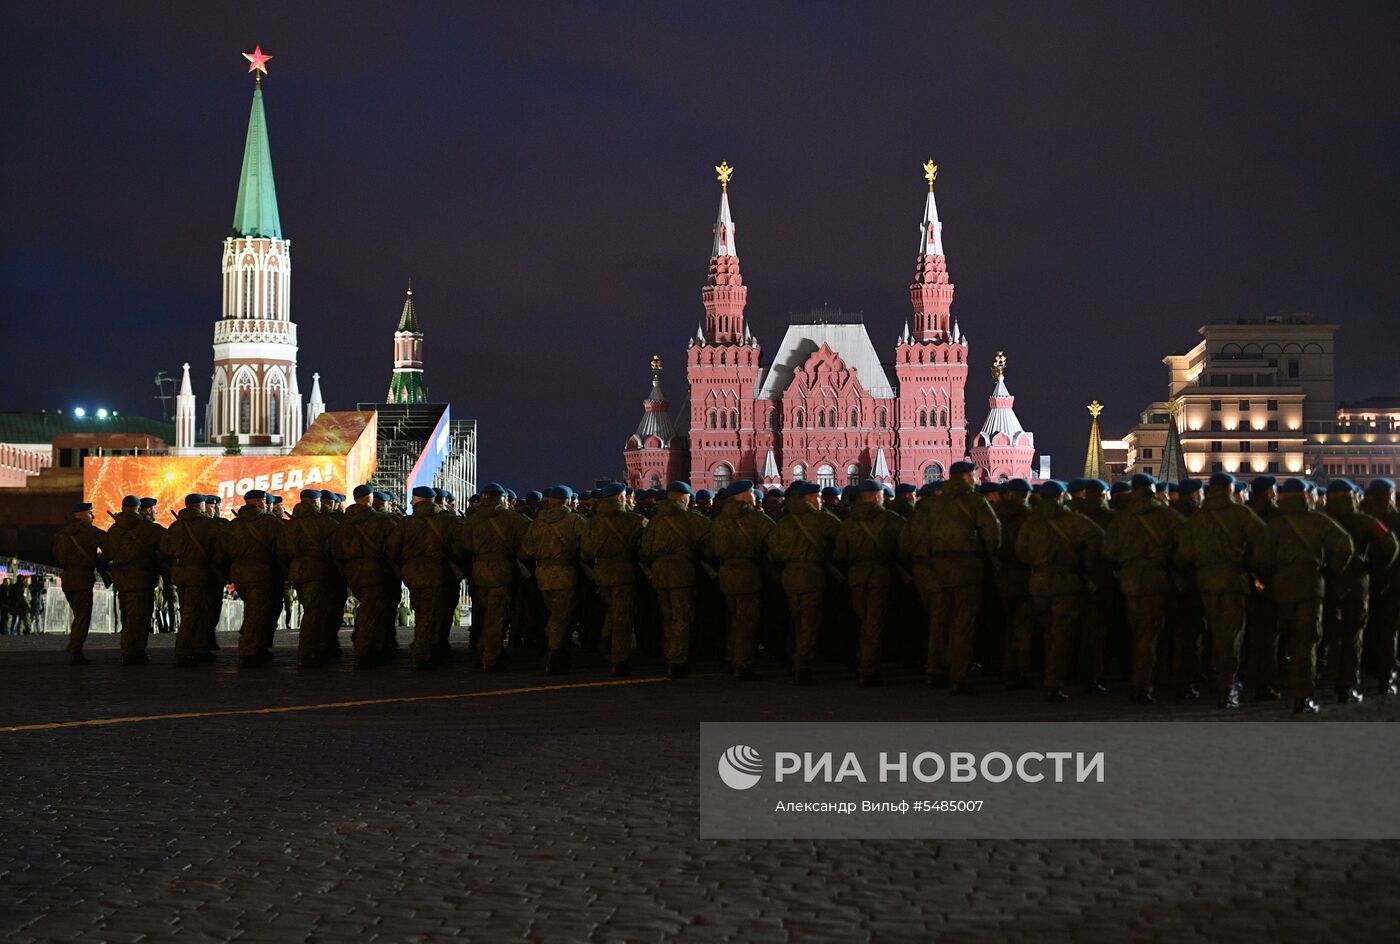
[{"left": 4, "top": 2, "right": 1398, "bottom": 486}]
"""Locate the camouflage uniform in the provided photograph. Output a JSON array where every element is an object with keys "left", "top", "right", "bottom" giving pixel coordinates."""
[
  {"left": 521, "top": 504, "right": 589, "bottom": 666},
  {"left": 158, "top": 508, "right": 226, "bottom": 662},
  {"left": 834, "top": 500, "right": 906, "bottom": 682},
  {"left": 222, "top": 505, "right": 286, "bottom": 661},
  {"left": 581, "top": 499, "right": 646, "bottom": 667},
  {"left": 1361, "top": 489, "right": 1400, "bottom": 691},
  {"left": 992, "top": 494, "right": 1035, "bottom": 686},
  {"left": 387, "top": 501, "right": 465, "bottom": 667},
  {"left": 1245, "top": 491, "right": 1283, "bottom": 693},
  {"left": 276, "top": 501, "right": 341, "bottom": 664},
  {"left": 331, "top": 503, "right": 401, "bottom": 665},
  {"left": 1252, "top": 492, "right": 1354, "bottom": 703},
  {"left": 459, "top": 499, "right": 529, "bottom": 669},
  {"left": 767, "top": 497, "right": 841, "bottom": 677},
  {"left": 902, "top": 478, "right": 1000, "bottom": 687},
  {"left": 1016, "top": 499, "right": 1104, "bottom": 694},
  {"left": 1102, "top": 491, "right": 1186, "bottom": 697},
  {"left": 1070, "top": 492, "right": 1117, "bottom": 687},
  {"left": 1322, "top": 491, "right": 1398, "bottom": 698},
  {"left": 640, "top": 499, "right": 710, "bottom": 670},
  {"left": 1177, "top": 487, "right": 1267, "bottom": 701},
  {"left": 702, "top": 500, "right": 776, "bottom": 675},
  {"left": 99, "top": 510, "right": 165, "bottom": 662},
  {"left": 52, "top": 517, "right": 106, "bottom": 658}
]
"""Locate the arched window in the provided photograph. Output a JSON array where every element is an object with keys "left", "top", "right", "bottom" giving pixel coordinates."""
[
  {"left": 998, "top": 472, "right": 1009, "bottom": 482},
  {"left": 243, "top": 267, "right": 254, "bottom": 318},
  {"left": 817, "top": 410, "right": 826, "bottom": 428},
  {"left": 817, "top": 464, "right": 836, "bottom": 488},
  {"left": 846, "top": 463, "right": 860, "bottom": 485},
  {"left": 829, "top": 409, "right": 838, "bottom": 427},
  {"left": 267, "top": 270, "right": 276, "bottom": 319},
  {"left": 924, "top": 463, "right": 944, "bottom": 484},
  {"left": 238, "top": 391, "right": 252, "bottom": 434},
  {"left": 731, "top": 409, "right": 739, "bottom": 429},
  {"left": 719, "top": 351, "right": 727, "bottom": 366},
  {"left": 919, "top": 409, "right": 928, "bottom": 427},
  {"left": 850, "top": 409, "right": 859, "bottom": 427},
  {"left": 794, "top": 410, "right": 804, "bottom": 429},
  {"left": 713, "top": 465, "right": 732, "bottom": 491},
  {"left": 269, "top": 390, "right": 280, "bottom": 436},
  {"left": 877, "top": 408, "right": 888, "bottom": 429},
  {"left": 708, "top": 410, "right": 716, "bottom": 430},
  {"left": 940, "top": 410, "right": 948, "bottom": 427},
  {"left": 649, "top": 474, "right": 661, "bottom": 488}
]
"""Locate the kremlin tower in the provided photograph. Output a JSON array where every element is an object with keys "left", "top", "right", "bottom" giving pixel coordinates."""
[
  {"left": 176, "top": 48, "right": 320, "bottom": 452},
  {"left": 622, "top": 161, "right": 1038, "bottom": 488},
  {"left": 386, "top": 285, "right": 428, "bottom": 404}
]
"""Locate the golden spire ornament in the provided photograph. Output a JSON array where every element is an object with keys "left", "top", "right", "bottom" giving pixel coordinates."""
[
  {"left": 650, "top": 354, "right": 663, "bottom": 384},
  {"left": 923, "top": 159, "right": 938, "bottom": 191},
  {"left": 991, "top": 351, "right": 1007, "bottom": 380},
  {"left": 1088, "top": 400, "right": 1104, "bottom": 418},
  {"left": 715, "top": 161, "right": 734, "bottom": 192}
]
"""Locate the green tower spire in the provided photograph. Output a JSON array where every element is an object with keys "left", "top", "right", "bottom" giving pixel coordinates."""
[
  {"left": 1083, "top": 400, "right": 1108, "bottom": 480},
  {"left": 230, "top": 85, "right": 282, "bottom": 238}
]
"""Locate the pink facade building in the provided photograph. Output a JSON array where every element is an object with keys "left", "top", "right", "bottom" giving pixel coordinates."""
[{"left": 624, "top": 165, "right": 1036, "bottom": 490}]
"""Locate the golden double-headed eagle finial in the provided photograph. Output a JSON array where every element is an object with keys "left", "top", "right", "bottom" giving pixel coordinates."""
[
  {"left": 992, "top": 351, "right": 1007, "bottom": 379},
  {"left": 923, "top": 159, "right": 938, "bottom": 191},
  {"left": 650, "top": 354, "right": 663, "bottom": 382},
  {"left": 715, "top": 161, "right": 734, "bottom": 192},
  {"left": 1088, "top": 400, "right": 1104, "bottom": 418}
]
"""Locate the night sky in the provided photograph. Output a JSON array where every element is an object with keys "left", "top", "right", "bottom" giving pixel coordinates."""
[{"left": 4, "top": 2, "right": 1398, "bottom": 486}]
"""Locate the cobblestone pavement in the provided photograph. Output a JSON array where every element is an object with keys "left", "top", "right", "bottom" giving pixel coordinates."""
[{"left": 3, "top": 630, "right": 1398, "bottom": 942}]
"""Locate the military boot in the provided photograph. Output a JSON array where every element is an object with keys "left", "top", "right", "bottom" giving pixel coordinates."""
[
  {"left": 1218, "top": 686, "right": 1241, "bottom": 710},
  {"left": 1085, "top": 679, "right": 1108, "bottom": 696},
  {"left": 1044, "top": 687, "right": 1070, "bottom": 703},
  {"left": 1176, "top": 682, "right": 1201, "bottom": 700},
  {"left": 1379, "top": 668, "right": 1398, "bottom": 697},
  {"left": 1293, "top": 696, "right": 1320, "bottom": 714},
  {"left": 1336, "top": 684, "right": 1364, "bottom": 705},
  {"left": 1134, "top": 687, "right": 1156, "bottom": 705}
]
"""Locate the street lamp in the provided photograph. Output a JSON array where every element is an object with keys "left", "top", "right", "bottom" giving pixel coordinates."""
[
  {"left": 73, "top": 407, "right": 86, "bottom": 418},
  {"left": 96, "top": 408, "right": 109, "bottom": 419}
]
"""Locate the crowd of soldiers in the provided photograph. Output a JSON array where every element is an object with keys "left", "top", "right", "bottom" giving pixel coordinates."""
[{"left": 46, "top": 459, "right": 1399, "bottom": 714}]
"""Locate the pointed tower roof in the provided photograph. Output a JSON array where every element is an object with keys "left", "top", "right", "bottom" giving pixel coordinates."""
[
  {"left": 976, "top": 353, "right": 1033, "bottom": 447},
  {"left": 178, "top": 362, "right": 194, "bottom": 396},
  {"left": 1083, "top": 401, "right": 1108, "bottom": 480},
  {"left": 633, "top": 356, "right": 678, "bottom": 445},
  {"left": 918, "top": 161, "right": 944, "bottom": 257},
  {"left": 873, "top": 447, "right": 891, "bottom": 480},
  {"left": 308, "top": 372, "right": 324, "bottom": 408},
  {"left": 1159, "top": 401, "right": 1187, "bottom": 483},
  {"left": 397, "top": 284, "right": 420, "bottom": 332},
  {"left": 763, "top": 449, "right": 779, "bottom": 479},
  {"left": 711, "top": 161, "right": 737, "bottom": 258},
  {"left": 231, "top": 85, "right": 282, "bottom": 238}
]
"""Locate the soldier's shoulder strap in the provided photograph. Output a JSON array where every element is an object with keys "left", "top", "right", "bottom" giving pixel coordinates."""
[
  {"left": 1206, "top": 508, "right": 1243, "bottom": 551},
  {"left": 1137, "top": 510, "right": 1166, "bottom": 550},
  {"left": 67, "top": 533, "right": 100, "bottom": 568},
  {"left": 661, "top": 513, "right": 690, "bottom": 545},
  {"left": 1281, "top": 513, "right": 1320, "bottom": 559},
  {"left": 1043, "top": 516, "right": 1080, "bottom": 557},
  {"left": 791, "top": 513, "right": 826, "bottom": 555},
  {"left": 176, "top": 519, "right": 211, "bottom": 561}
]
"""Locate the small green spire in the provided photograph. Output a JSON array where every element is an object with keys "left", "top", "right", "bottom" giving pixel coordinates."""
[
  {"left": 231, "top": 86, "right": 282, "bottom": 239},
  {"left": 398, "top": 283, "right": 420, "bottom": 332}
]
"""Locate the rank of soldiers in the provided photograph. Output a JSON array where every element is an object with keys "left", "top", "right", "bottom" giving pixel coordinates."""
[{"left": 50, "top": 462, "right": 1400, "bottom": 715}]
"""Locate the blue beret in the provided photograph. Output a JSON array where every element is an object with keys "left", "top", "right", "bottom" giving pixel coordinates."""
[
  {"left": 1327, "top": 478, "right": 1356, "bottom": 494},
  {"left": 1066, "top": 479, "right": 1087, "bottom": 493},
  {"left": 789, "top": 481, "right": 822, "bottom": 496},
  {"left": 71, "top": 501, "right": 94, "bottom": 513},
  {"left": 504, "top": 488, "right": 518, "bottom": 500},
  {"left": 300, "top": 489, "right": 322, "bottom": 501},
  {"left": 976, "top": 483, "right": 999, "bottom": 495},
  {"left": 205, "top": 495, "right": 221, "bottom": 504},
  {"left": 596, "top": 482, "right": 625, "bottom": 499},
  {"left": 1084, "top": 479, "right": 1108, "bottom": 494},
  {"left": 917, "top": 482, "right": 939, "bottom": 497},
  {"left": 412, "top": 485, "right": 437, "bottom": 499},
  {"left": 821, "top": 486, "right": 841, "bottom": 498},
  {"left": 1179, "top": 479, "right": 1203, "bottom": 495},
  {"left": 1130, "top": 473, "right": 1157, "bottom": 489},
  {"left": 695, "top": 489, "right": 714, "bottom": 500},
  {"left": 1234, "top": 480, "right": 1250, "bottom": 493},
  {"left": 895, "top": 483, "right": 917, "bottom": 494},
  {"left": 1367, "top": 478, "right": 1396, "bottom": 493},
  {"left": 334, "top": 493, "right": 348, "bottom": 503},
  {"left": 244, "top": 489, "right": 266, "bottom": 501},
  {"left": 764, "top": 487, "right": 785, "bottom": 498},
  {"left": 1166, "top": 482, "right": 1181, "bottom": 494},
  {"left": 950, "top": 461, "right": 976, "bottom": 476},
  {"left": 271, "top": 495, "right": 284, "bottom": 505},
  {"left": 542, "top": 485, "right": 572, "bottom": 501},
  {"left": 855, "top": 479, "right": 885, "bottom": 494},
  {"left": 525, "top": 490, "right": 543, "bottom": 501},
  {"left": 382, "top": 491, "right": 397, "bottom": 502},
  {"left": 121, "top": 495, "right": 140, "bottom": 507},
  {"left": 1252, "top": 475, "right": 1277, "bottom": 490},
  {"left": 372, "top": 491, "right": 389, "bottom": 502},
  {"left": 353, "top": 484, "right": 374, "bottom": 499},
  {"left": 431, "top": 488, "right": 447, "bottom": 499},
  {"left": 1208, "top": 472, "right": 1236, "bottom": 489},
  {"left": 1279, "top": 478, "right": 1308, "bottom": 495},
  {"left": 139, "top": 497, "right": 158, "bottom": 508},
  {"left": 1111, "top": 481, "right": 1131, "bottom": 494},
  {"left": 1037, "top": 480, "right": 1066, "bottom": 498},
  {"left": 480, "top": 483, "right": 505, "bottom": 496},
  {"left": 443, "top": 491, "right": 456, "bottom": 502},
  {"left": 882, "top": 485, "right": 896, "bottom": 498},
  {"left": 732, "top": 479, "right": 754, "bottom": 493},
  {"left": 841, "top": 485, "right": 859, "bottom": 497},
  {"left": 667, "top": 481, "right": 693, "bottom": 495},
  {"left": 184, "top": 494, "right": 205, "bottom": 508},
  {"left": 1005, "top": 478, "right": 1032, "bottom": 494}
]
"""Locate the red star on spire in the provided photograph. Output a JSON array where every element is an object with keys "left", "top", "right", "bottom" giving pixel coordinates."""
[{"left": 242, "top": 45, "right": 272, "bottom": 76}]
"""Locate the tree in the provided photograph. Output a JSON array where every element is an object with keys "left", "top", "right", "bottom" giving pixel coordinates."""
[{"left": 222, "top": 433, "right": 242, "bottom": 456}]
